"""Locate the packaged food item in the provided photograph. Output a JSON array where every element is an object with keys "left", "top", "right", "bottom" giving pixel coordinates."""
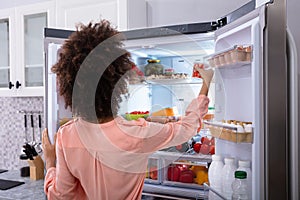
[
  {"left": 164, "top": 68, "right": 174, "bottom": 76},
  {"left": 151, "top": 107, "right": 175, "bottom": 117}
]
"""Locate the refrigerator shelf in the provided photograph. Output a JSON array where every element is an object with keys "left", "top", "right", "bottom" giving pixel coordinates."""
[
  {"left": 203, "top": 183, "right": 227, "bottom": 200},
  {"left": 144, "top": 178, "right": 160, "bottom": 185},
  {"left": 154, "top": 151, "right": 212, "bottom": 163},
  {"left": 171, "top": 161, "right": 208, "bottom": 167},
  {"left": 162, "top": 180, "right": 205, "bottom": 190},
  {"left": 143, "top": 183, "right": 207, "bottom": 199},
  {"left": 204, "top": 121, "right": 253, "bottom": 143},
  {"left": 144, "top": 77, "right": 203, "bottom": 85}
]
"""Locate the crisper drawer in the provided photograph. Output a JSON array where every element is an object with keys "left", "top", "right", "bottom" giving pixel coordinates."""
[
  {"left": 160, "top": 153, "right": 212, "bottom": 190},
  {"left": 145, "top": 157, "right": 161, "bottom": 184}
]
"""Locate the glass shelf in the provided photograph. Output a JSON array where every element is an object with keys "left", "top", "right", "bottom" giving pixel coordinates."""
[{"left": 145, "top": 77, "right": 203, "bottom": 85}]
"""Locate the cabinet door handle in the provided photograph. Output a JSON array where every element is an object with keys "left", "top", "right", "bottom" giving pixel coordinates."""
[
  {"left": 8, "top": 81, "right": 14, "bottom": 89},
  {"left": 16, "top": 81, "right": 21, "bottom": 89}
]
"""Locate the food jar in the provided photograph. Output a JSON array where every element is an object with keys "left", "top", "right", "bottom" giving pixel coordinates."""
[{"left": 144, "top": 59, "right": 164, "bottom": 76}]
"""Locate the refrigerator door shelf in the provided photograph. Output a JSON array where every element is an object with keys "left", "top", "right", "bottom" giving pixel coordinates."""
[{"left": 205, "top": 122, "right": 253, "bottom": 144}]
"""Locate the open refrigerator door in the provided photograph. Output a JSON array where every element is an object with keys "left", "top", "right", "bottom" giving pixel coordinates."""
[
  {"left": 202, "top": 5, "right": 265, "bottom": 200},
  {"left": 44, "top": 32, "right": 73, "bottom": 144}
]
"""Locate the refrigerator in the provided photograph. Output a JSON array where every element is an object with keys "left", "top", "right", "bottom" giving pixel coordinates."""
[{"left": 44, "top": 0, "right": 299, "bottom": 199}]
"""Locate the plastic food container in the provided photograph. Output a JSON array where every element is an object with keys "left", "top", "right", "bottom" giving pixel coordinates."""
[
  {"left": 145, "top": 157, "right": 160, "bottom": 184},
  {"left": 162, "top": 159, "right": 208, "bottom": 189}
]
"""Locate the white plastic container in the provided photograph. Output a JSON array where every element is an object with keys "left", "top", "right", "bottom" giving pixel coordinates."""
[
  {"left": 232, "top": 170, "right": 249, "bottom": 200},
  {"left": 208, "top": 155, "right": 224, "bottom": 200},
  {"left": 221, "top": 157, "right": 237, "bottom": 199},
  {"left": 237, "top": 160, "right": 252, "bottom": 199}
]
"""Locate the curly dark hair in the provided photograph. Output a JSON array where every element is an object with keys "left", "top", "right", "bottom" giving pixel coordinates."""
[{"left": 52, "top": 19, "right": 133, "bottom": 122}]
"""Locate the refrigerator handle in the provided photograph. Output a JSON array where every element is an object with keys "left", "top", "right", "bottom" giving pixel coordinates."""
[{"left": 286, "top": 27, "right": 299, "bottom": 200}]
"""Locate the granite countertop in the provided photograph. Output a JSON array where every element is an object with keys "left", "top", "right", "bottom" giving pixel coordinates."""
[{"left": 0, "top": 170, "right": 46, "bottom": 200}]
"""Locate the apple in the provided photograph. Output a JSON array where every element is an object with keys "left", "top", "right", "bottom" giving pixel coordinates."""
[
  {"left": 209, "top": 145, "right": 215, "bottom": 154},
  {"left": 201, "top": 137, "right": 211, "bottom": 145},
  {"left": 193, "top": 143, "right": 201, "bottom": 153},
  {"left": 200, "top": 144, "right": 210, "bottom": 155}
]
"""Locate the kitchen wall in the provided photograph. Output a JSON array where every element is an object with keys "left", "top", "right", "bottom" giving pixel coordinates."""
[
  {"left": 0, "top": 97, "right": 43, "bottom": 170},
  {"left": 146, "top": 0, "right": 251, "bottom": 27}
]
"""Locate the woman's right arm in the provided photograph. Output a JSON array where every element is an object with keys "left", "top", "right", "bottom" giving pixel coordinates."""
[
  {"left": 140, "top": 66, "right": 213, "bottom": 152},
  {"left": 140, "top": 95, "right": 210, "bottom": 152}
]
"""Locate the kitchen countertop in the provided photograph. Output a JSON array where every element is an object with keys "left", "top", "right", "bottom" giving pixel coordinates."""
[{"left": 0, "top": 170, "right": 46, "bottom": 200}]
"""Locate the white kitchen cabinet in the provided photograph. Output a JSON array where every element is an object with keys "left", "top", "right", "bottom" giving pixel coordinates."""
[
  {"left": 0, "top": 2, "right": 55, "bottom": 97},
  {"left": 56, "top": 0, "right": 147, "bottom": 31},
  {"left": 0, "top": 8, "right": 16, "bottom": 95}
]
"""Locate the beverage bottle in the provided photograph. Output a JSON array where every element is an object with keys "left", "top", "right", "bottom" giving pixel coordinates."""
[
  {"left": 221, "top": 157, "right": 237, "bottom": 199},
  {"left": 208, "top": 155, "right": 224, "bottom": 200},
  {"left": 237, "top": 160, "right": 252, "bottom": 199},
  {"left": 232, "top": 170, "right": 249, "bottom": 200}
]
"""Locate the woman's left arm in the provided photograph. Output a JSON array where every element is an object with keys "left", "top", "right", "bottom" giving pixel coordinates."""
[{"left": 43, "top": 129, "right": 85, "bottom": 200}]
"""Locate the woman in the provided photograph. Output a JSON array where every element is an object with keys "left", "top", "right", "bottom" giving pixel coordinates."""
[{"left": 42, "top": 19, "right": 213, "bottom": 200}]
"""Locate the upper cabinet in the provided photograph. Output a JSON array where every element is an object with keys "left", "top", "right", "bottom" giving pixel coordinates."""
[
  {"left": 56, "top": 0, "right": 147, "bottom": 31},
  {"left": 0, "top": 0, "right": 146, "bottom": 97},
  {"left": 0, "top": 8, "right": 15, "bottom": 95},
  {"left": 0, "top": 2, "right": 55, "bottom": 97}
]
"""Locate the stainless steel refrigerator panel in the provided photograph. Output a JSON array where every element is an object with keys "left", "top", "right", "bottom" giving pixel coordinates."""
[
  {"left": 264, "top": 1, "right": 288, "bottom": 199},
  {"left": 287, "top": 0, "right": 300, "bottom": 199}
]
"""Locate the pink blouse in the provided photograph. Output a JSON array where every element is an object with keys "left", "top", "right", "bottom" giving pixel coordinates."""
[{"left": 44, "top": 95, "right": 209, "bottom": 200}]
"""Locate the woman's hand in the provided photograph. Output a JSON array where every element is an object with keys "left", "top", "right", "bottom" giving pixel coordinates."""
[
  {"left": 194, "top": 63, "right": 214, "bottom": 96},
  {"left": 42, "top": 128, "right": 57, "bottom": 170}
]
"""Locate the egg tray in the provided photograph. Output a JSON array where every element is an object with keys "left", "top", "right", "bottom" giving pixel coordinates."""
[{"left": 205, "top": 124, "right": 253, "bottom": 143}]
